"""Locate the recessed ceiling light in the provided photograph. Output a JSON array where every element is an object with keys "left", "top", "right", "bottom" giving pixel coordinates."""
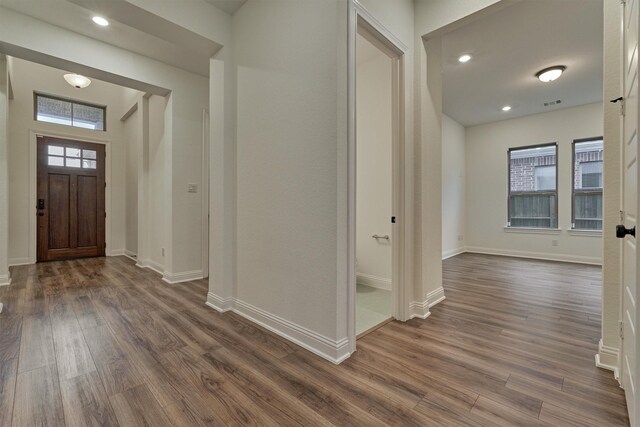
[
  {"left": 92, "top": 16, "right": 109, "bottom": 27},
  {"left": 64, "top": 73, "right": 92, "bottom": 89},
  {"left": 535, "top": 65, "right": 566, "bottom": 83},
  {"left": 502, "top": 105, "right": 512, "bottom": 112},
  {"left": 458, "top": 54, "right": 472, "bottom": 63}
]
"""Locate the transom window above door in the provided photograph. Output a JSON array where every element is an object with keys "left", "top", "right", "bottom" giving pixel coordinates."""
[
  {"left": 47, "top": 145, "right": 97, "bottom": 169},
  {"left": 34, "top": 93, "right": 106, "bottom": 131}
]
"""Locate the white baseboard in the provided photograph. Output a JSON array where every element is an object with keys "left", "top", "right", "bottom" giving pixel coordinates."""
[
  {"left": 163, "top": 270, "right": 204, "bottom": 284},
  {"left": 409, "top": 286, "right": 446, "bottom": 319},
  {"left": 122, "top": 250, "right": 137, "bottom": 262},
  {"left": 595, "top": 339, "right": 620, "bottom": 381},
  {"left": 442, "top": 247, "right": 465, "bottom": 260},
  {"left": 205, "top": 293, "right": 352, "bottom": 364},
  {"left": 465, "top": 246, "right": 602, "bottom": 265},
  {"left": 0, "top": 273, "right": 11, "bottom": 287},
  {"left": 8, "top": 257, "right": 31, "bottom": 267},
  {"left": 205, "top": 292, "right": 234, "bottom": 312},
  {"left": 136, "top": 259, "right": 164, "bottom": 276},
  {"left": 356, "top": 273, "right": 391, "bottom": 290},
  {"left": 409, "top": 300, "right": 431, "bottom": 319},
  {"left": 109, "top": 249, "right": 126, "bottom": 256}
]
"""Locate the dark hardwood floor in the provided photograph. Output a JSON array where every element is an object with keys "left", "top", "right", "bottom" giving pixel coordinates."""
[{"left": 0, "top": 253, "right": 628, "bottom": 426}]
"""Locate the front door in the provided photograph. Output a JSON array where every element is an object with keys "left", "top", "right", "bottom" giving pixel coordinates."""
[
  {"left": 620, "top": 0, "right": 639, "bottom": 424},
  {"left": 37, "top": 136, "right": 106, "bottom": 262}
]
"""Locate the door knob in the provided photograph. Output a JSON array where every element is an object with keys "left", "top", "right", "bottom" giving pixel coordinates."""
[{"left": 616, "top": 224, "right": 635, "bottom": 238}]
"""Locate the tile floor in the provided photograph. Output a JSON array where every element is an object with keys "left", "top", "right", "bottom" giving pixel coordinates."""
[{"left": 355, "top": 283, "right": 391, "bottom": 335}]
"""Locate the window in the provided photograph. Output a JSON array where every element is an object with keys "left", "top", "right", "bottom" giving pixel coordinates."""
[
  {"left": 508, "top": 143, "right": 558, "bottom": 228},
  {"left": 34, "top": 93, "right": 106, "bottom": 131},
  {"left": 47, "top": 145, "right": 97, "bottom": 169},
  {"left": 573, "top": 138, "right": 604, "bottom": 230}
]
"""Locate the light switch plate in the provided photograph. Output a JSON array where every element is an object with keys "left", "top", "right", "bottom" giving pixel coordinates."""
[{"left": 188, "top": 183, "right": 197, "bottom": 193}]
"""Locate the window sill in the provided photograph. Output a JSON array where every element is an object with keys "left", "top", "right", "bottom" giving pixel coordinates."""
[
  {"left": 503, "top": 227, "right": 562, "bottom": 235},
  {"left": 567, "top": 229, "right": 602, "bottom": 237}
]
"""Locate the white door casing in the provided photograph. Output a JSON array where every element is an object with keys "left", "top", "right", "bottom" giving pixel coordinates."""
[{"left": 621, "top": 0, "right": 639, "bottom": 424}]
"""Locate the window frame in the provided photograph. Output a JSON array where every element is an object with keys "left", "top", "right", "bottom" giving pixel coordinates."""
[
  {"left": 507, "top": 142, "right": 559, "bottom": 229},
  {"left": 33, "top": 92, "right": 107, "bottom": 132},
  {"left": 571, "top": 137, "right": 604, "bottom": 231}
]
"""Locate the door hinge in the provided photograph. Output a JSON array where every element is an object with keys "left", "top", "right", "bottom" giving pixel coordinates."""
[
  {"left": 104, "top": 212, "right": 107, "bottom": 218},
  {"left": 620, "top": 321, "right": 624, "bottom": 339}
]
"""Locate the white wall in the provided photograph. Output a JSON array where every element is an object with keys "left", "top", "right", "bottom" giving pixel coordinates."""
[
  {"left": 465, "top": 102, "right": 603, "bottom": 264},
  {"left": 6, "top": 57, "right": 132, "bottom": 264},
  {"left": 231, "top": 0, "right": 344, "bottom": 353},
  {"left": 147, "top": 95, "right": 168, "bottom": 271},
  {"left": 0, "top": 56, "right": 9, "bottom": 285},
  {"left": 356, "top": 44, "right": 392, "bottom": 290},
  {"left": 442, "top": 114, "right": 466, "bottom": 258},
  {"left": 123, "top": 108, "right": 139, "bottom": 256}
]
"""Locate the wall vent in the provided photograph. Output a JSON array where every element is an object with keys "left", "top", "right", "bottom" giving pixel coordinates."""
[{"left": 543, "top": 99, "right": 562, "bottom": 107}]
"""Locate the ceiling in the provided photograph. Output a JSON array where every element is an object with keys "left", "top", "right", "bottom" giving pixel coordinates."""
[
  {"left": 0, "top": 0, "right": 228, "bottom": 77},
  {"left": 442, "top": 0, "right": 603, "bottom": 127},
  {"left": 203, "top": 0, "right": 247, "bottom": 15}
]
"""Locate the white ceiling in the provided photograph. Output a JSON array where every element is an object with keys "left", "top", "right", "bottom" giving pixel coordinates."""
[
  {"left": 203, "top": 0, "right": 247, "bottom": 15},
  {"left": 442, "top": 0, "right": 603, "bottom": 127},
  {"left": 0, "top": 0, "right": 223, "bottom": 77}
]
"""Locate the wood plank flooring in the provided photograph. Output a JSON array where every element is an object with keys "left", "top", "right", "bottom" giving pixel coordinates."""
[{"left": 0, "top": 253, "right": 628, "bottom": 426}]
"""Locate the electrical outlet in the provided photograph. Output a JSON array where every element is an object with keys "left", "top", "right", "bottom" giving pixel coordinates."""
[
  {"left": 188, "top": 183, "right": 198, "bottom": 193},
  {"left": 552, "top": 240, "right": 559, "bottom": 247},
  {"left": 457, "top": 235, "right": 464, "bottom": 242}
]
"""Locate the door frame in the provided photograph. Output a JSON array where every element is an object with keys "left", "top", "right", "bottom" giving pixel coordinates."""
[
  {"left": 348, "top": 0, "right": 410, "bottom": 352},
  {"left": 28, "top": 129, "right": 112, "bottom": 263}
]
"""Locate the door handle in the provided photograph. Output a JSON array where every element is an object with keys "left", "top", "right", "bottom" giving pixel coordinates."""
[{"left": 616, "top": 224, "right": 635, "bottom": 238}]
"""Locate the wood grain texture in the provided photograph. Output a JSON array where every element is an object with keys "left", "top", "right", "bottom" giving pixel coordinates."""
[{"left": 0, "top": 253, "right": 628, "bottom": 426}]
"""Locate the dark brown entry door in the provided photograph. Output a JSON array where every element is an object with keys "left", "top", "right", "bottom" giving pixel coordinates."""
[{"left": 37, "top": 136, "right": 106, "bottom": 262}]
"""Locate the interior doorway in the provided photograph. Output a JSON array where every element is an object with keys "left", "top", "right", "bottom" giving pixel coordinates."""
[
  {"left": 355, "top": 32, "right": 394, "bottom": 336},
  {"left": 36, "top": 136, "right": 105, "bottom": 261}
]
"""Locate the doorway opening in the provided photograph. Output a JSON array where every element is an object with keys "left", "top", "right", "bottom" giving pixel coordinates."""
[
  {"left": 352, "top": 12, "right": 406, "bottom": 339},
  {"left": 355, "top": 32, "right": 393, "bottom": 336}
]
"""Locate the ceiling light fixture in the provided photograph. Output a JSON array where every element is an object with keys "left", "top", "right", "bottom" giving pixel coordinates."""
[
  {"left": 63, "top": 73, "right": 92, "bottom": 89},
  {"left": 535, "top": 65, "right": 566, "bottom": 83},
  {"left": 92, "top": 16, "right": 109, "bottom": 26},
  {"left": 502, "top": 105, "right": 512, "bottom": 112},
  {"left": 458, "top": 54, "right": 472, "bottom": 63}
]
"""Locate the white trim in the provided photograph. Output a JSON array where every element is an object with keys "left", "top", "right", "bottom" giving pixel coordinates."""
[
  {"left": 108, "top": 249, "right": 137, "bottom": 262},
  {"left": 8, "top": 257, "right": 31, "bottom": 266},
  {"left": 136, "top": 258, "right": 164, "bottom": 276},
  {"left": 109, "top": 249, "right": 126, "bottom": 256},
  {"left": 0, "top": 302, "right": 3, "bottom": 313},
  {"left": 427, "top": 286, "right": 446, "bottom": 307},
  {"left": 465, "top": 246, "right": 602, "bottom": 265},
  {"left": 442, "top": 247, "right": 465, "bottom": 260},
  {"left": 356, "top": 273, "right": 391, "bottom": 290},
  {"left": 595, "top": 339, "right": 620, "bottom": 381},
  {"left": 206, "top": 294, "right": 352, "bottom": 364},
  {"left": 567, "top": 229, "right": 603, "bottom": 237},
  {"left": 29, "top": 130, "right": 113, "bottom": 263},
  {"left": 504, "top": 227, "right": 562, "bottom": 235},
  {"left": 201, "top": 109, "right": 210, "bottom": 279},
  {"left": 162, "top": 270, "right": 204, "bottom": 284},
  {"left": 205, "top": 292, "right": 234, "bottom": 312},
  {"left": 0, "top": 273, "right": 11, "bottom": 286},
  {"left": 409, "top": 300, "right": 431, "bottom": 319}
]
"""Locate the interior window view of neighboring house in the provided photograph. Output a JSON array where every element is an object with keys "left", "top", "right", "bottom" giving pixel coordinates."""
[
  {"left": 35, "top": 93, "right": 106, "bottom": 131},
  {"left": 508, "top": 144, "right": 558, "bottom": 228},
  {"left": 573, "top": 139, "right": 604, "bottom": 230}
]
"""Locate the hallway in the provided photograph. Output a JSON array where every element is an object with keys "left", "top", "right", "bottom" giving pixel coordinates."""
[{"left": 0, "top": 254, "right": 628, "bottom": 426}]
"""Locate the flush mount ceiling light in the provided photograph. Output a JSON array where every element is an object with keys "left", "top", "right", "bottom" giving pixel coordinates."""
[
  {"left": 92, "top": 16, "right": 109, "bottom": 26},
  {"left": 502, "top": 105, "right": 512, "bottom": 112},
  {"left": 458, "top": 54, "right": 472, "bottom": 63},
  {"left": 64, "top": 73, "right": 92, "bottom": 89},
  {"left": 535, "top": 65, "right": 566, "bottom": 83}
]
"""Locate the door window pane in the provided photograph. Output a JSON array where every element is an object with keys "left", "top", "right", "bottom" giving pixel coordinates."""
[
  {"left": 66, "top": 147, "right": 81, "bottom": 158},
  {"left": 82, "top": 160, "right": 97, "bottom": 169},
  {"left": 48, "top": 156, "right": 64, "bottom": 166},
  {"left": 82, "top": 149, "right": 97, "bottom": 159},
  {"left": 66, "top": 158, "right": 81, "bottom": 168},
  {"left": 48, "top": 145, "right": 64, "bottom": 156}
]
